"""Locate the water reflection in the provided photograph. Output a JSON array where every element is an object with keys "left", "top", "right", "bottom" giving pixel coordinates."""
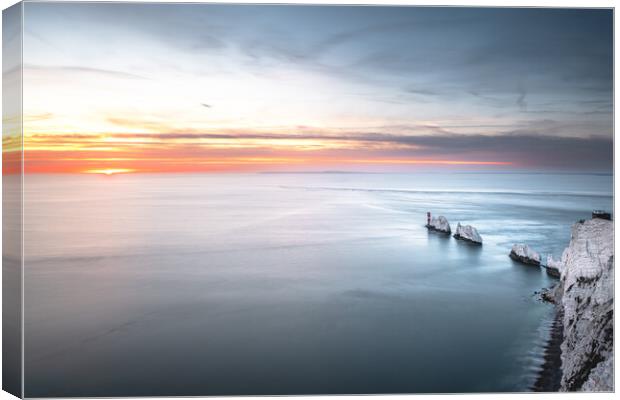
[{"left": 23, "top": 173, "right": 612, "bottom": 396}]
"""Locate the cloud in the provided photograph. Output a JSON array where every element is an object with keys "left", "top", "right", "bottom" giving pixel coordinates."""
[
  {"left": 377, "top": 133, "right": 612, "bottom": 171},
  {"left": 404, "top": 87, "right": 440, "bottom": 97},
  {"left": 24, "top": 113, "right": 54, "bottom": 122},
  {"left": 516, "top": 83, "right": 527, "bottom": 112},
  {"left": 23, "top": 64, "right": 148, "bottom": 80}
]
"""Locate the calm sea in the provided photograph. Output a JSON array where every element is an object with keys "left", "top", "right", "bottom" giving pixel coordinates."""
[{"left": 23, "top": 172, "right": 613, "bottom": 396}]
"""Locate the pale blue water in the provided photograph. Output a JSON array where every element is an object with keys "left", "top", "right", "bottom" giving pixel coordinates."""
[{"left": 23, "top": 172, "right": 612, "bottom": 396}]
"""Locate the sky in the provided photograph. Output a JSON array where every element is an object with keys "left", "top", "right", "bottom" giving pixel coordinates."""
[{"left": 18, "top": 3, "right": 613, "bottom": 174}]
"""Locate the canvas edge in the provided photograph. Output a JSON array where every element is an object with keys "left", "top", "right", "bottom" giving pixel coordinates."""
[{"left": 2, "top": 2, "right": 24, "bottom": 398}]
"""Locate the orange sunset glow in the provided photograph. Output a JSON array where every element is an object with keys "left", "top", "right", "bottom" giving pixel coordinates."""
[
  {"left": 6, "top": 2, "right": 611, "bottom": 175},
  {"left": 17, "top": 130, "right": 514, "bottom": 174}
]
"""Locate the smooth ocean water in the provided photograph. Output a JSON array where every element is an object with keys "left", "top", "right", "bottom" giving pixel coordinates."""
[{"left": 23, "top": 172, "right": 613, "bottom": 396}]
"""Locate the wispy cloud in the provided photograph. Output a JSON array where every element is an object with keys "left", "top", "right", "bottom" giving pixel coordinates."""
[
  {"left": 516, "top": 83, "right": 527, "bottom": 112},
  {"left": 24, "top": 64, "right": 148, "bottom": 80}
]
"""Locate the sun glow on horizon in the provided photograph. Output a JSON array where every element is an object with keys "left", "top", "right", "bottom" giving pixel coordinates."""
[{"left": 84, "top": 168, "right": 135, "bottom": 175}]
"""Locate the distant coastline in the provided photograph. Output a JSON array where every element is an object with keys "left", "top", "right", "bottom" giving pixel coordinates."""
[
  {"left": 259, "top": 170, "right": 383, "bottom": 174},
  {"left": 259, "top": 170, "right": 613, "bottom": 176}
]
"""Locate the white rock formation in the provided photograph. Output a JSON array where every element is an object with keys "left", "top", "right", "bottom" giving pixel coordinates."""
[
  {"left": 547, "top": 255, "right": 564, "bottom": 272},
  {"left": 509, "top": 244, "right": 541, "bottom": 265},
  {"left": 555, "top": 218, "right": 613, "bottom": 391},
  {"left": 426, "top": 215, "right": 451, "bottom": 234},
  {"left": 453, "top": 223, "right": 482, "bottom": 244},
  {"left": 546, "top": 255, "right": 564, "bottom": 278}
]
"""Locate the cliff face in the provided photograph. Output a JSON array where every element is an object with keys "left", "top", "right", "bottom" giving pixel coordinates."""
[{"left": 555, "top": 218, "right": 613, "bottom": 391}]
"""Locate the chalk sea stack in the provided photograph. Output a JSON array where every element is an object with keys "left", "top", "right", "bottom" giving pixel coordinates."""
[
  {"left": 453, "top": 223, "right": 482, "bottom": 245},
  {"left": 509, "top": 244, "right": 541, "bottom": 266},
  {"left": 426, "top": 215, "right": 451, "bottom": 234},
  {"left": 545, "top": 255, "right": 563, "bottom": 278}
]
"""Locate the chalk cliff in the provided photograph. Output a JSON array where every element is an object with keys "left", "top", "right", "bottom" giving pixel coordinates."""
[{"left": 554, "top": 218, "right": 613, "bottom": 392}]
